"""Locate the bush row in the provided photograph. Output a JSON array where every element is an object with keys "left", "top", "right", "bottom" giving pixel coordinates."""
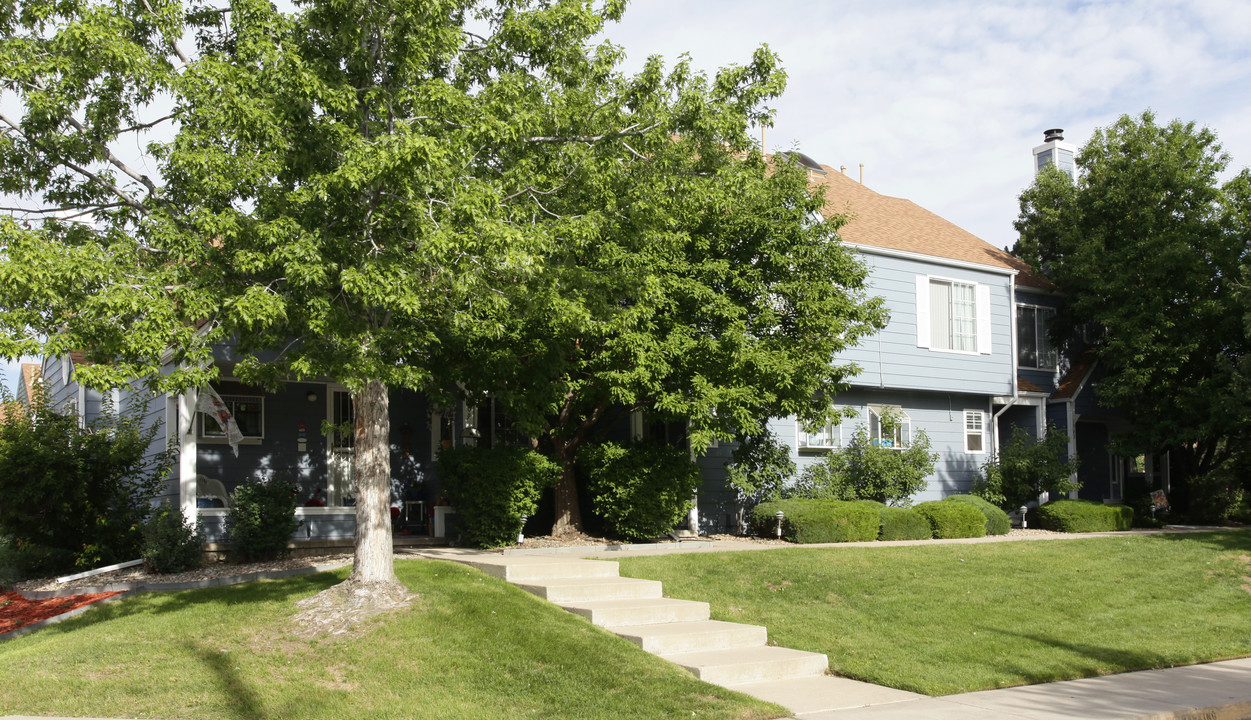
[
  {"left": 750, "top": 497, "right": 997, "bottom": 542},
  {"left": 1037, "top": 499, "right": 1133, "bottom": 532}
]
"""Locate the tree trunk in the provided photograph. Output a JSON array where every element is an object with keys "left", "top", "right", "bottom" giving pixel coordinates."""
[
  {"left": 551, "top": 438, "right": 582, "bottom": 536},
  {"left": 350, "top": 379, "right": 399, "bottom": 586},
  {"left": 292, "top": 378, "right": 411, "bottom": 636}
]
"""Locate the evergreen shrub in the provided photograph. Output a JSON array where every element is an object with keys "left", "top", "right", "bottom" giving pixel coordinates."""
[
  {"left": 912, "top": 501, "right": 987, "bottom": 539},
  {"left": 878, "top": 506, "right": 932, "bottom": 541},
  {"left": 1037, "top": 499, "right": 1133, "bottom": 532},
  {"left": 580, "top": 442, "right": 701, "bottom": 541},
  {"left": 227, "top": 475, "right": 302, "bottom": 561},
  {"left": 141, "top": 505, "right": 202, "bottom": 573},
  {"left": 751, "top": 499, "right": 878, "bottom": 543},
  {"left": 438, "top": 445, "right": 558, "bottom": 548},
  {"left": 945, "top": 494, "right": 1011, "bottom": 535}
]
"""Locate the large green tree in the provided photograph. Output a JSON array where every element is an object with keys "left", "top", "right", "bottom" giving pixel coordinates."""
[
  {"left": 0, "top": 0, "right": 872, "bottom": 605},
  {"left": 434, "top": 148, "right": 887, "bottom": 535},
  {"left": 1014, "top": 111, "right": 1251, "bottom": 500}
]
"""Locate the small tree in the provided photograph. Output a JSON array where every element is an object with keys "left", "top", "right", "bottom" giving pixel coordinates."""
[
  {"left": 794, "top": 426, "right": 938, "bottom": 505},
  {"left": 725, "top": 430, "right": 797, "bottom": 531},
  {"left": 975, "top": 426, "right": 1079, "bottom": 510},
  {"left": 227, "top": 475, "right": 302, "bottom": 562},
  {"left": 0, "top": 391, "right": 172, "bottom": 574}
]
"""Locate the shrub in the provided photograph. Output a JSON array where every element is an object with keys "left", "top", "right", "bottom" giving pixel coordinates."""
[
  {"left": 0, "top": 391, "right": 172, "bottom": 575},
  {"left": 1187, "top": 466, "right": 1247, "bottom": 524},
  {"left": 793, "top": 426, "right": 938, "bottom": 504},
  {"left": 725, "top": 430, "right": 796, "bottom": 530},
  {"left": 438, "top": 445, "right": 559, "bottom": 548},
  {"left": 227, "top": 475, "right": 302, "bottom": 561},
  {"left": 580, "top": 442, "right": 702, "bottom": 541},
  {"left": 878, "top": 506, "right": 932, "bottom": 541},
  {"left": 974, "top": 426, "right": 1078, "bottom": 511},
  {"left": 1037, "top": 499, "right": 1133, "bottom": 533},
  {"left": 912, "top": 501, "right": 987, "bottom": 539},
  {"left": 141, "top": 506, "right": 202, "bottom": 574},
  {"left": 751, "top": 499, "right": 878, "bottom": 543},
  {"left": 945, "top": 494, "right": 1011, "bottom": 536}
]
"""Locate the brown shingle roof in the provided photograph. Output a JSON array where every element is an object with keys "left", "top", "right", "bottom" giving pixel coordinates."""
[
  {"left": 810, "top": 166, "right": 1049, "bottom": 289},
  {"left": 20, "top": 363, "right": 41, "bottom": 402},
  {"left": 1052, "top": 348, "right": 1097, "bottom": 400},
  {"left": 1017, "top": 376, "right": 1047, "bottom": 394}
]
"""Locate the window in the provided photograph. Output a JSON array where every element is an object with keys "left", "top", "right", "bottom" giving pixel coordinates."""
[
  {"left": 964, "top": 410, "right": 985, "bottom": 453},
  {"left": 916, "top": 277, "right": 992, "bottom": 354},
  {"left": 869, "top": 406, "right": 910, "bottom": 449},
  {"left": 199, "top": 395, "right": 264, "bottom": 439},
  {"left": 798, "top": 420, "right": 841, "bottom": 450},
  {"left": 1017, "top": 305, "right": 1058, "bottom": 369},
  {"left": 331, "top": 390, "right": 354, "bottom": 450}
]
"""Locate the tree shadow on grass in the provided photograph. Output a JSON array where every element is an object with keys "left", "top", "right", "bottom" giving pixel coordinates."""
[
  {"left": 975, "top": 626, "right": 1173, "bottom": 689},
  {"left": 1151, "top": 528, "right": 1251, "bottom": 552},
  {"left": 186, "top": 639, "right": 267, "bottom": 719}
]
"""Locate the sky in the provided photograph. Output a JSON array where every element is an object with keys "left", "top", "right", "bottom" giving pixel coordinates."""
[{"left": 5, "top": 0, "right": 1251, "bottom": 391}]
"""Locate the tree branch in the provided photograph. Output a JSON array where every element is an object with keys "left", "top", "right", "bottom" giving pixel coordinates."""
[{"left": 522, "top": 123, "right": 661, "bottom": 144}]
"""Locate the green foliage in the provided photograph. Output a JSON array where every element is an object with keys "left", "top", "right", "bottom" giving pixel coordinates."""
[
  {"left": 725, "top": 430, "right": 797, "bottom": 505},
  {"left": 751, "top": 499, "right": 879, "bottom": 544},
  {"left": 975, "top": 426, "right": 1078, "bottom": 510},
  {"left": 437, "top": 445, "right": 559, "bottom": 548},
  {"left": 1037, "top": 500, "right": 1134, "bottom": 533},
  {"left": 141, "top": 505, "right": 202, "bottom": 574},
  {"left": 794, "top": 427, "right": 938, "bottom": 504},
  {"left": 1014, "top": 111, "right": 1251, "bottom": 488},
  {"left": 945, "top": 495, "right": 1011, "bottom": 536},
  {"left": 878, "top": 506, "right": 932, "bottom": 541},
  {"left": 912, "top": 501, "right": 987, "bottom": 539},
  {"left": 0, "top": 392, "right": 171, "bottom": 575},
  {"left": 226, "top": 476, "right": 302, "bottom": 562},
  {"left": 579, "top": 443, "right": 702, "bottom": 541}
]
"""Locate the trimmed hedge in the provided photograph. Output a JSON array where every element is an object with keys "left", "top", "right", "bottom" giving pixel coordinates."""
[
  {"left": 945, "top": 494, "right": 1011, "bottom": 536},
  {"left": 751, "top": 499, "right": 878, "bottom": 544},
  {"left": 1037, "top": 499, "right": 1134, "bottom": 533},
  {"left": 878, "top": 506, "right": 932, "bottom": 541},
  {"left": 912, "top": 501, "right": 987, "bottom": 539}
]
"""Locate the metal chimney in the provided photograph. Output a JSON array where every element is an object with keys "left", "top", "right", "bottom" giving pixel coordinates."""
[{"left": 1043, "top": 128, "right": 1064, "bottom": 143}]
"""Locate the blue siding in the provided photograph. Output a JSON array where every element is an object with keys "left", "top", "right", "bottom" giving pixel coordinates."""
[{"left": 839, "top": 252, "right": 1015, "bottom": 397}]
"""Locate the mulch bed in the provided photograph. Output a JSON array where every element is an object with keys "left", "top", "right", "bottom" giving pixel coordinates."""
[{"left": 1, "top": 590, "right": 124, "bottom": 635}]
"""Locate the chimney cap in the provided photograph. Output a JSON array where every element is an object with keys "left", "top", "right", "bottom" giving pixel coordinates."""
[{"left": 1043, "top": 128, "right": 1065, "bottom": 142}]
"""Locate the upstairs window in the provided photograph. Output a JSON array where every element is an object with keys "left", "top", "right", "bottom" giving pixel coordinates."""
[
  {"left": 869, "top": 406, "right": 911, "bottom": 449},
  {"left": 1018, "top": 305, "right": 1059, "bottom": 369},
  {"left": 916, "top": 277, "right": 992, "bottom": 354},
  {"left": 798, "top": 420, "right": 842, "bottom": 450}
]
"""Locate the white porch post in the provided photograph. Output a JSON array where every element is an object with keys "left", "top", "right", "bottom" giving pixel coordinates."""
[{"left": 179, "top": 389, "right": 199, "bottom": 527}]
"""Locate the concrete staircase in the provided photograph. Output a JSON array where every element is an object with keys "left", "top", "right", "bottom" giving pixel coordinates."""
[{"left": 420, "top": 550, "right": 921, "bottom": 717}]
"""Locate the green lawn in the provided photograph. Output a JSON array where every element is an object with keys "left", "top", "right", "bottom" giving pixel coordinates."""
[
  {"left": 618, "top": 530, "right": 1251, "bottom": 696},
  {"left": 0, "top": 559, "right": 784, "bottom": 720}
]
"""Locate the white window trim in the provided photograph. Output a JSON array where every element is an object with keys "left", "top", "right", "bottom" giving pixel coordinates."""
[
  {"left": 197, "top": 393, "right": 265, "bottom": 444},
  {"left": 964, "top": 410, "right": 986, "bottom": 454},
  {"left": 916, "top": 275, "right": 992, "bottom": 355},
  {"left": 797, "top": 418, "right": 842, "bottom": 451}
]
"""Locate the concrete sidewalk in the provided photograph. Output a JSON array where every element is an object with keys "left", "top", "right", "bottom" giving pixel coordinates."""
[{"left": 736, "top": 657, "right": 1251, "bottom": 719}]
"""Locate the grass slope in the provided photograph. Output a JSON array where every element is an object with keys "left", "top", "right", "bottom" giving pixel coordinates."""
[
  {"left": 618, "top": 530, "right": 1251, "bottom": 695},
  {"left": 0, "top": 559, "right": 784, "bottom": 720}
]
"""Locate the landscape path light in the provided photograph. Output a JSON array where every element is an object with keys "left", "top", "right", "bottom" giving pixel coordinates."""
[
  {"left": 1020, "top": 506, "right": 1029, "bottom": 529},
  {"left": 775, "top": 510, "right": 785, "bottom": 540}
]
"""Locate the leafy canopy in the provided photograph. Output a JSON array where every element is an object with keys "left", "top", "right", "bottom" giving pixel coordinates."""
[{"left": 1014, "top": 111, "right": 1251, "bottom": 482}]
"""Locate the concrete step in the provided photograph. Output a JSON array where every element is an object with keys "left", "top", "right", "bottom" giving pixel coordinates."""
[
  {"left": 661, "top": 646, "right": 828, "bottom": 687},
  {"left": 515, "top": 576, "right": 663, "bottom": 603},
  {"left": 725, "top": 675, "right": 925, "bottom": 716},
  {"left": 609, "top": 620, "right": 769, "bottom": 655},
  {"left": 561, "top": 597, "right": 711, "bottom": 627},
  {"left": 447, "top": 555, "right": 620, "bottom": 582}
]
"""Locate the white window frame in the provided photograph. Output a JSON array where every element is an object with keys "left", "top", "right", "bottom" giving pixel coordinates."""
[
  {"left": 964, "top": 410, "right": 986, "bottom": 454},
  {"left": 869, "top": 406, "right": 911, "bottom": 450},
  {"left": 197, "top": 394, "right": 265, "bottom": 442},
  {"left": 916, "top": 276, "right": 992, "bottom": 354},
  {"left": 798, "top": 418, "right": 842, "bottom": 451},
  {"left": 1017, "top": 304, "right": 1059, "bottom": 370}
]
